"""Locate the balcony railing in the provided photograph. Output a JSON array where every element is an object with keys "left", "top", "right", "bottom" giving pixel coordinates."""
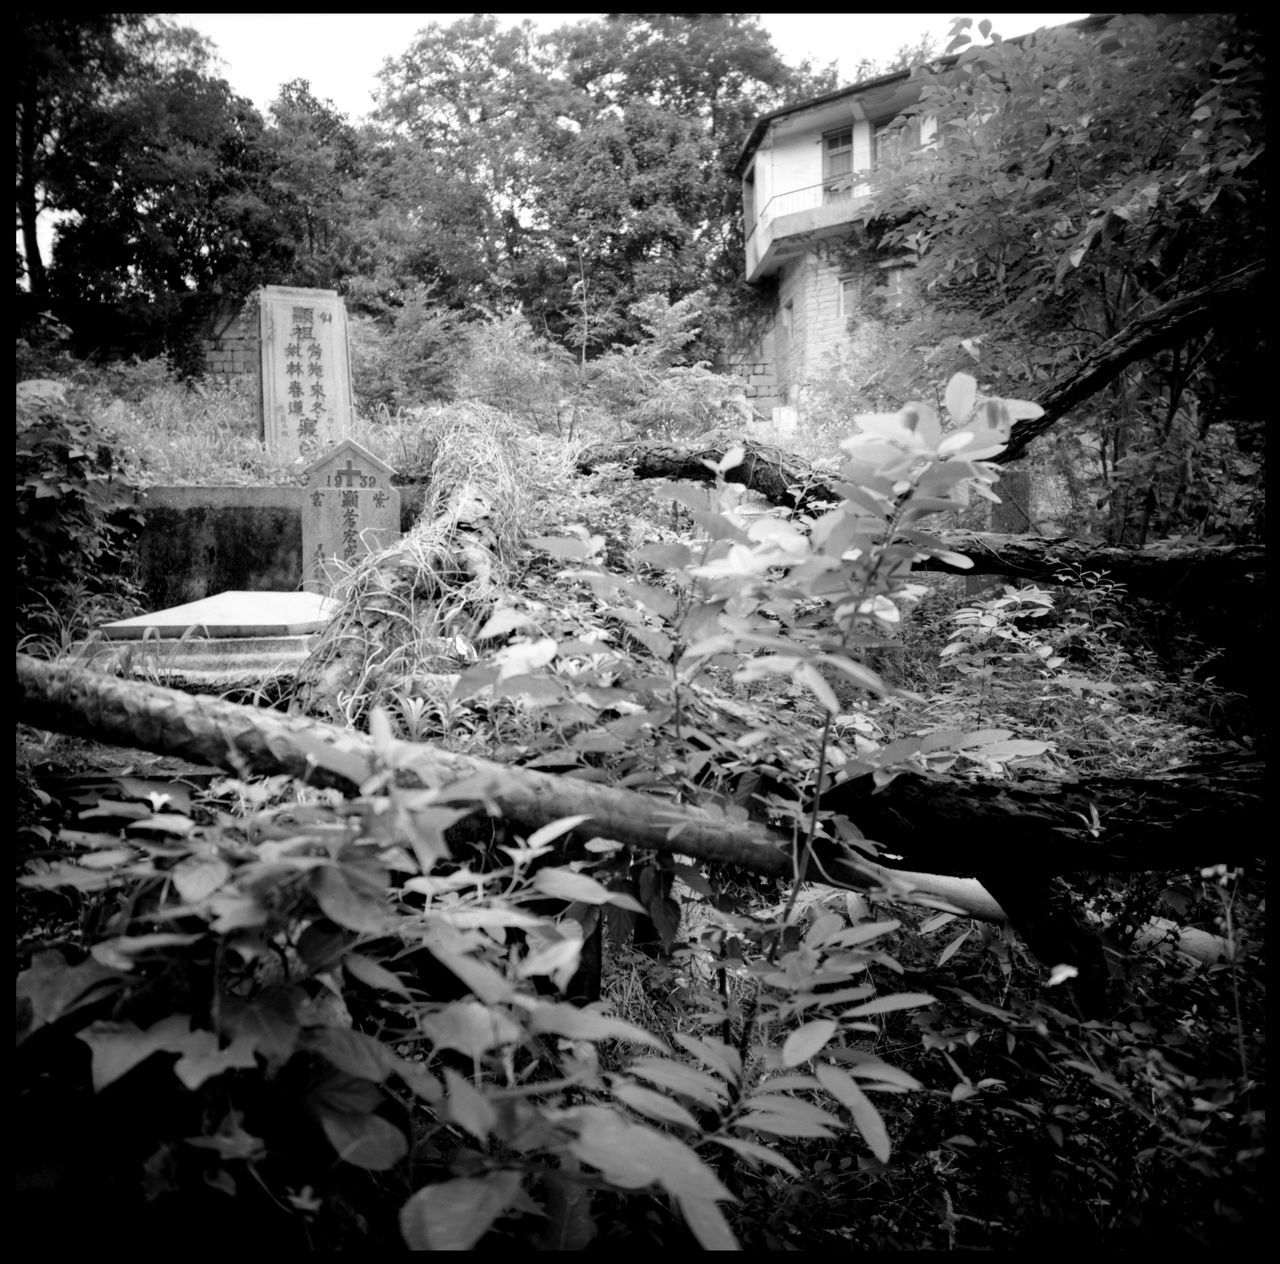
[{"left": 744, "top": 175, "right": 870, "bottom": 250}]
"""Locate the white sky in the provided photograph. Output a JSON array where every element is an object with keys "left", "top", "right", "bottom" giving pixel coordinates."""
[{"left": 172, "top": 12, "right": 1091, "bottom": 122}]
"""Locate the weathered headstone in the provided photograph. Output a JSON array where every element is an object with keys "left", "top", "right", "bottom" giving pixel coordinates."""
[
  {"left": 259, "top": 285, "right": 354, "bottom": 459},
  {"left": 300, "top": 439, "right": 401, "bottom": 593}
]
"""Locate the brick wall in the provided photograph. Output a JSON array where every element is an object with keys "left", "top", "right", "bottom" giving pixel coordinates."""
[{"left": 200, "top": 299, "right": 259, "bottom": 385}]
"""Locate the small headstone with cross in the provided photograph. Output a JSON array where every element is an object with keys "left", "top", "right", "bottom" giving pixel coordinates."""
[
  {"left": 259, "top": 285, "right": 354, "bottom": 460},
  {"left": 301, "top": 439, "right": 401, "bottom": 594}
]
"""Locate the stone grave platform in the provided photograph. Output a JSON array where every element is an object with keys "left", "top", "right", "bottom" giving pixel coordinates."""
[{"left": 74, "top": 591, "right": 336, "bottom": 693}]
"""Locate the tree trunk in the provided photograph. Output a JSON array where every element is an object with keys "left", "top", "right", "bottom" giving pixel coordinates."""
[
  {"left": 573, "top": 430, "right": 1264, "bottom": 609},
  {"left": 995, "top": 262, "right": 1263, "bottom": 465},
  {"left": 18, "top": 655, "right": 1247, "bottom": 971}
]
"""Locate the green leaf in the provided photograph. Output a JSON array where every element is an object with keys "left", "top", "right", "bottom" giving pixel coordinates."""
[
  {"left": 173, "top": 1030, "right": 260, "bottom": 1090},
  {"left": 814, "top": 1062, "right": 891, "bottom": 1161},
  {"left": 672, "top": 1032, "right": 741, "bottom": 1083},
  {"left": 944, "top": 372, "right": 977, "bottom": 423},
  {"left": 532, "top": 866, "right": 619, "bottom": 905},
  {"left": 842, "top": 992, "right": 935, "bottom": 1019},
  {"left": 442, "top": 1066, "right": 498, "bottom": 1142},
  {"left": 676, "top": 1193, "right": 740, "bottom": 1251},
  {"left": 530, "top": 535, "right": 591, "bottom": 559},
  {"left": 795, "top": 662, "right": 840, "bottom": 713},
  {"left": 626, "top": 1057, "right": 729, "bottom": 1106},
  {"left": 937, "top": 927, "right": 973, "bottom": 965},
  {"left": 171, "top": 853, "right": 231, "bottom": 903},
  {"left": 632, "top": 541, "right": 694, "bottom": 570},
  {"left": 525, "top": 814, "right": 593, "bottom": 849},
  {"left": 77, "top": 1014, "right": 195, "bottom": 1091},
  {"left": 825, "top": 1050, "right": 923, "bottom": 1090},
  {"left": 400, "top": 1172, "right": 524, "bottom": 1251},
  {"left": 612, "top": 1082, "right": 702, "bottom": 1130},
  {"left": 529, "top": 1002, "right": 668, "bottom": 1051},
  {"left": 311, "top": 865, "right": 391, "bottom": 934},
  {"left": 16, "top": 950, "right": 125, "bottom": 1036},
  {"left": 421, "top": 940, "right": 515, "bottom": 1005},
  {"left": 220, "top": 993, "right": 300, "bottom": 1070},
  {"left": 704, "top": 1134, "right": 800, "bottom": 1177},
  {"left": 318, "top": 1107, "right": 407, "bottom": 1170},
  {"left": 309, "top": 1026, "right": 396, "bottom": 1082},
  {"left": 826, "top": 919, "right": 902, "bottom": 949},
  {"left": 343, "top": 951, "right": 414, "bottom": 997},
  {"left": 734, "top": 1109, "right": 839, "bottom": 1139},
  {"left": 475, "top": 607, "right": 540, "bottom": 640},
  {"left": 782, "top": 1018, "right": 838, "bottom": 1067},
  {"left": 568, "top": 1106, "right": 732, "bottom": 1201}
]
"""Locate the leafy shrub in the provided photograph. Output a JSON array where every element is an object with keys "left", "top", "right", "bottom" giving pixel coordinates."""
[
  {"left": 16, "top": 367, "right": 1263, "bottom": 1250},
  {"left": 348, "top": 286, "right": 468, "bottom": 415},
  {"left": 16, "top": 382, "right": 144, "bottom": 649}
]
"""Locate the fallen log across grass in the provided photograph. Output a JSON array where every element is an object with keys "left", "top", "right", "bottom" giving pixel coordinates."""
[{"left": 18, "top": 653, "right": 1248, "bottom": 972}]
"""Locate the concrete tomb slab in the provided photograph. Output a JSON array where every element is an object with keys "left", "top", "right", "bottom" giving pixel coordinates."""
[
  {"left": 99, "top": 590, "right": 337, "bottom": 640},
  {"left": 301, "top": 439, "right": 401, "bottom": 593},
  {"left": 259, "top": 285, "right": 354, "bottom": 460}
]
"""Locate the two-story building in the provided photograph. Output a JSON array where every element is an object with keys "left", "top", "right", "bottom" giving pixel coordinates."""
[
  {"left": 732, "top": 66, "right": 930, "bottom": 430},
  {"left": 731, "top": 15, "right": 1109, "bottom": 431}
]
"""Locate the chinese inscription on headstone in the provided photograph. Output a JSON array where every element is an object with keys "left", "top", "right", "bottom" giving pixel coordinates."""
[
  {"left": 300, "top": 439, "right": 401, "bottom": 594},
  {"left": 259, "top": 285, "right": 354, "bottom": 459}
]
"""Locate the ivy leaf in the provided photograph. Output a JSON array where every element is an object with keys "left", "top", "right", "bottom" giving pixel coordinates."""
[
  {"left": 400, "top": 1172, "right": 524, "bottom": 1251},
  {"left": 77, "top": 1014, "right": 195, "bottom": 1091},
  {"left": 16, "top": 949, "right": 125, "bottom": 1036},
  {"left": 171, "top": 853, "right": 231, "bottom": 903},
  {"left": 173, "top": 1030, "right": 260, "bottom": 1090}
]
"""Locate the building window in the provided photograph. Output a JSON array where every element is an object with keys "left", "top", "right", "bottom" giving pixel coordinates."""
[
  {"left": 823, "top": 127, "right": 853, "bottom": 203},
  {"left": 874, "top": 117, "right": 922, "bottom": 168},
  {"left": 836, "top": 276, "right": 861, "bottom": 321},
  {"left": 781, "top": 301, "right": 794, "bottom": 334},
  {"left": 881, "top": 266, "right": 914, "bottom": 312}
]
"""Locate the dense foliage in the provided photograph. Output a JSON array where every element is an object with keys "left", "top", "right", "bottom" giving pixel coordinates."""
[
  {"left": 856, "top": 14, "right": 1265, "bottom": 545},
  {"left": 16, "top": 360, "right": 1264, "bottom": 1248},
  {"left": 14, "top": 9, "right": 1265, "bottom": 1250}
]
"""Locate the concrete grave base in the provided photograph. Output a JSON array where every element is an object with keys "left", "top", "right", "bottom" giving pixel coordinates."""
[{"left": 72, "top": 590, "right": 336, "bottom": 693}]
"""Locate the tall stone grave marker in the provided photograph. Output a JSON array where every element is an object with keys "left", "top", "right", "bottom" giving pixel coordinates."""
[
  {"left": 259, "top": 285, "right": 354, "bottom": 459},
  {"left": 301, "top": 439, "right": 401, "bottom": 593}
]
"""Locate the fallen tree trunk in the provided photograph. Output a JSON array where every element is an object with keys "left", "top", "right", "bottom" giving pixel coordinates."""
[
  {"left": 18, "top": 655, "right": 1247, "bottom": 968},
  {"left": 575, "top": 436, "right": 1263, "bottom": 606},
  {"left": 995, "top": 261, "right": 1264, "bottom": 464},
  {"left": 907, "top": 530, "right": 1263, "bottom": 607}
]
